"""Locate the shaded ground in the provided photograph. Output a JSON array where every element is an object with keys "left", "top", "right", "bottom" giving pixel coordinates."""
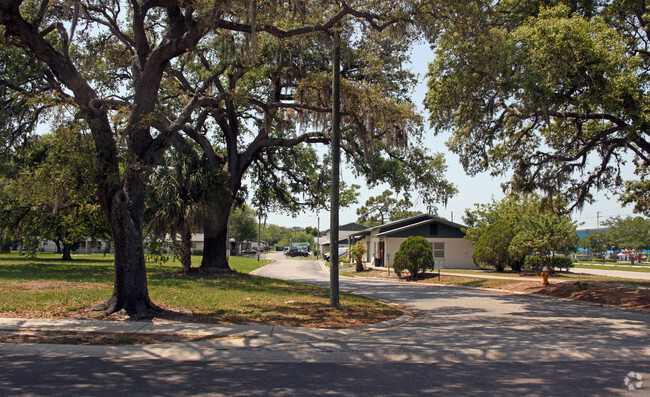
[
  {"left": 0, "top": 329, "right": 248, "bottom": 345},
  {"left": 496, "top": 281, "right": 650, "bottom": 310},
  {"left": 355, "top": 269, "right": 650, "bottom": 311}
]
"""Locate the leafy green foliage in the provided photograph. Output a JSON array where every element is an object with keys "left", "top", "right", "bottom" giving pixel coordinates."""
[
  {"left": 424, "top": 0, "right": 650, "bottom": 210},
  {"left": 356, "top": 189, "right": 423, "bottom": 227},
  {"left": 580, "top": 230, "right": 612, "bottom": 262},
  {"left": 277, "top": 230, "right": 314, "bottom": 248},
  {"left": 229, "top": 205, "right": 258, "bottom": 243},
  {"left": 393, "top": 236, "right": 434, "bottom": 280},
  {"left": 145, "top": 144, "right": 227, "bottom": 272},
  {"left": 603, "top": 216, "right": 650, "bottom": 263},
  {"left": 472, "top": 221, "right": 515, "bottom": 272},
  {"left": 0, "top": 127, "right": 109, "bottom": 259},
  {"left": 348, "top": 240, "right": 367, "bottom": 272},
  {"left": 524, "top": 256, "right": 574, "bottom": 272},
  {"left": 465, "top": 194, "right": 577, "bottom": 271},
  {"left": 509, "top": 213, "right": 578, "bottom": 270},
  {"left": 261, "top": 224, "right": 292, "bottom": 247}
]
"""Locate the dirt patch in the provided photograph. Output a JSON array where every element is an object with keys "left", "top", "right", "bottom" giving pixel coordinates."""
[
  {"left": 495, "top": 281, "right": 650, "bottom": 310},
  {"left": 0, "top": 281, "right": 111, "bottom": 290}
]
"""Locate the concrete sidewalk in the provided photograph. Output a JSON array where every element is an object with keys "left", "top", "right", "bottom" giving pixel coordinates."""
[{"left": 0, "top": 312, "right": 414, "bottom": 360}]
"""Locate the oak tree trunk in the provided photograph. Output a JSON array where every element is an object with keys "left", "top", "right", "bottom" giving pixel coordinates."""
[
  {"left": 200, "top": 209, "right": 232, "bottom": 272},
  {"left": 93, "top": 174, "right": 160, "bottom": 319},
  {"left": 61, "top": 243, "right": 73, "bottom": 261},
  {"left": 180, "top": 218, "right": 192, "bottom": 274}
]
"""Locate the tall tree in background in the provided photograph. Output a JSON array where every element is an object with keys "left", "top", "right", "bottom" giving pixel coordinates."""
[
  {"left": 580, "top": 229, "right": 613, "bottom": 262},
  {"left": 604, "top": 216, "right": 650, "bottom": 264},
  {"left": 229, "top": 204, "right": 258, "bottom": 244},
  {"left": 356, "top": 189, "right": 428, "bottom": 227},
  {"left": 0, "top": 127, "right": 109, "bottom": 260},
  {"left": 145, "top": 143, "right": 223, "bottom": 273},
  {"left": 424, "top": 1, "right": 650, "bottom": 211}
]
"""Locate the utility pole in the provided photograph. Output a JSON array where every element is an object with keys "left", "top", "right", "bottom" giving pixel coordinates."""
[
  {"left": 597, "top": 211, "right": 601, "bottom": 231},
  {"left": 257, "top": 207, "right": 261, "bottom": 261},
  {"left": 329, "top": 23, "right": 341, "bottom": 308}
]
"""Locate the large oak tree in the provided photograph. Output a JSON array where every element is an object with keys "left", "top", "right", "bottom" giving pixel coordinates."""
[{"left": 0, "top": 1, "right": 454, "bottom": 319}]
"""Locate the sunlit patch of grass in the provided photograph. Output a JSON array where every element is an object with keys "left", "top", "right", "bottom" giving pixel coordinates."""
[
  {"left": 573, "top": 264, "right": 650, "bottom": 273},
  {"left": 0, "top": 252, "right": 400, "bottom": 328}
]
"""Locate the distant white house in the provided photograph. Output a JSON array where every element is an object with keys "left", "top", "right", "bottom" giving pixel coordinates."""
[
  {"left": 38, "top": 233, "right": 268, "bottom": 257},
  {"left": 40, "top": 238, "right": 107, "bottom": 254}
]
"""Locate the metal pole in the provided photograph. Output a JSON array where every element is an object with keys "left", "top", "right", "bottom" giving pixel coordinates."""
[
  {"left": 329, "top": 24, "right": 341, "bottom": 308},
  {"left": 257, "top": 208, "right": 261, "bottom": 261}
]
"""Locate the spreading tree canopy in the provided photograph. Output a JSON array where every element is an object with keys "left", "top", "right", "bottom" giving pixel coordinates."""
[{"left": 424, "top": 0, "right": 650, "bottom": 211}]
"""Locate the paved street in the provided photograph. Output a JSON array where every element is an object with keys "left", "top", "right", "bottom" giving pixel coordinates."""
[{"left": 1, "top": 253, "right": 649, "bottom": 396}]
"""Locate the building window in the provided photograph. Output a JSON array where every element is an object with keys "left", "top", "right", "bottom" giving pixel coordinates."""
[{"left": 432, "top": 242, "right": 444, "bottom": 259}]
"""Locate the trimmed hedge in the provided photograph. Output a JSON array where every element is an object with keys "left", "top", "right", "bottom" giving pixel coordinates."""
[{"left": 524, "top": 256, "right": 574, "bottom": 272}]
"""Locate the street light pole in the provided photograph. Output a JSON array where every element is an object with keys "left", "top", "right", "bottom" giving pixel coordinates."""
[{"left": 329, "top": 23, "right": 341, "bottom": 308}]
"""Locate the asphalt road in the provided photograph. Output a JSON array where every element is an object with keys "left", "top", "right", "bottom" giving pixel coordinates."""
[{"left": 2, "top": 255, "right": 649, "bottom": 396}]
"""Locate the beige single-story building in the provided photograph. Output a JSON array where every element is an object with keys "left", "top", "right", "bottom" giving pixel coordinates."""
[{"left": 349, "top": 214, "right": 476, "bottom": 270}]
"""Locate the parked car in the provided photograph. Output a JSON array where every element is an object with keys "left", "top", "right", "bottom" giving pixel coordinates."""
[
  {"left": 241, "top": 248, "right": 257, "bottom": 255},
  {"left": 287, "top": 248, "right": 309, "bottom": 257},
  {"left": 283, "top": 247, "right": 290, "bottom": 255},
  {"left": 324, "top": 247, "right": 349, "bottom": 262}
]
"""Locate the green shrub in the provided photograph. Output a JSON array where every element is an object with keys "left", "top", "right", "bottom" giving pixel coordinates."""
[
  {"left": 524, "top": 256, "right": 574, "bottom": 272},
  {"left": 393, "top": 236, "right": 434, "bottom": 280},
  {"left": 471, "top": 221, "right": 515, "bottom": 272},
  {"left": 554, "top": 257, "right": 574, "bottom": 271}
]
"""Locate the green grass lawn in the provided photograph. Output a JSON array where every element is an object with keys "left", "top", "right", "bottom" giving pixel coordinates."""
[
  {"left": 0, "top": 252, "right": 401, "bottom": 327},
  {"left": 438, "top": 269, "right": 650, "bottom": 287},
  {"left": 347, "top": 266, "right": 650, "bottom": 288},
  {"left": 572, "top": 263, "right": 650, "bottom": 273}
]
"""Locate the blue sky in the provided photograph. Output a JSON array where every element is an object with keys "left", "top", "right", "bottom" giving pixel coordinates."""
[{"left": 263, "top": 43, "right": 637, "bottom": 231}]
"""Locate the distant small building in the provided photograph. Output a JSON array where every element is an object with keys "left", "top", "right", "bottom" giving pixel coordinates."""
[
  {"left": 290, "top": 242, "right": 310, "bottom": 251},
  {"left": 318, "top": 222, "right": 366, "bottom": 254},
  {"left": 348, "top": 214, "right": 476, "bottom": 270}
]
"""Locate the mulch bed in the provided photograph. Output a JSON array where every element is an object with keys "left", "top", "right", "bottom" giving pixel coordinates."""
[{"left": 495, "top": 281, "right": 650, "bottom": 310}]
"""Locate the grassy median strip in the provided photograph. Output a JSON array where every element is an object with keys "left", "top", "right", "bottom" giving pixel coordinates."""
[
  {"left": 573, "top": 264, "right": 650, "bottom": 273},
  {"left": 0, "top": 253, "right": 401, "bottom": 328}
]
